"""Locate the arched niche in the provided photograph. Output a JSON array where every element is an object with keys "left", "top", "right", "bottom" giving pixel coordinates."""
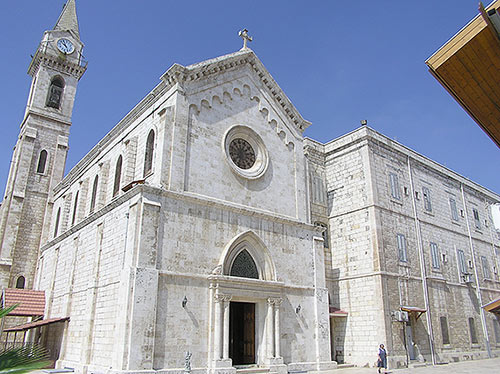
[{"left": 220, "top": 230, "right": 276, "bottom": 281}]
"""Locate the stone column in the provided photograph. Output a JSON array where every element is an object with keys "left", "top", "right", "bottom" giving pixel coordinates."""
[
  {"left": 214, "top": 295, "right": 223, "bottom": 361},
  {"left": 274, "top": 299, "right": 282, "bottom": 358},
  {"left": 222, "top": 296, "right": 232, "bottom": 360},
  {"left": 267, "top": 298, "right": 275, "bottom": 360}
]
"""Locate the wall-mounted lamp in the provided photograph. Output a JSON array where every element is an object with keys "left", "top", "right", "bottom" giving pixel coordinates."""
[
  {"left": 295, "top": 304, "right": 301, "bottom": 314},
  {"left": 182, "top": 296, "right": 188, "bottom": 308}
]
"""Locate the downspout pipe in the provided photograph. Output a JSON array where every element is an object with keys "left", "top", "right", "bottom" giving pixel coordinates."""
[
  {"left": 407, "top": 156, "right": 436, "bottom": 365},
  {"left": 460, "top": 183, "right": 492, "bottom": 358}
]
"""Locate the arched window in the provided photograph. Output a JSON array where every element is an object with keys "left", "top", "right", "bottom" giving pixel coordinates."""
[
  {"left": 71, "top": 191, "right": 79, "bottom": 226},
  {"left": 37, "top": 150, "right": 48, "bottom": 174},
  {"left": 143, "top": 130, "right": 155, "bottom": 177},
  {"left": 16, "top": 276, "right": 25, "bottom": 289},
  {"left": 54, "top": 207, "right": 61, "bottom": 237},
  {"left": 230, "top": 250, "right": 259, "bottom": 279},
  {"left": 90, "top": 175, "right": 98, "bottom": 214},
  {"left": 315, "top": 222, "right": 329, "bottom": 248},
  {"left": 46, "top": 76, "right": 65, "bottom": 109},
  {"left": 113, "top": 155, "right": 123, "bottom": 197}
]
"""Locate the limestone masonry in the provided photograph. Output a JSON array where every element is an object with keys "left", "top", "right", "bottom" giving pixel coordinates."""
[{"left": 0, "top": 2, "right": 499, "bottom": 373}]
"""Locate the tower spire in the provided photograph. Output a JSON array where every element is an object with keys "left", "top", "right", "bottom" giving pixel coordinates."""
[{"left": 54, "top": 0, "right": 80, "bottom": 38}]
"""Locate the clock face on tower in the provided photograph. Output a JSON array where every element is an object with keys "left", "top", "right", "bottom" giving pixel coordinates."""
[{"left": 57, "top": 38, "right": 75, "bottom": 54}]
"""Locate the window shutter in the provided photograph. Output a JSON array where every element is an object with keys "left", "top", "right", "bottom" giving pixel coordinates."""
[
  {"left": 449, "top": 198, "right": 459, "bottom": 221},
  {"left": 389, "top": 173, "right": 400, "bottom": 200},
  {"left": 423, "top": 187, "right": 432, "bottom": 211}
]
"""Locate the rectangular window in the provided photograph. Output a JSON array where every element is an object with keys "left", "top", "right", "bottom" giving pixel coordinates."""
[
  {"left": 457, "top": 249, "right": 467, "bottom": 274},
  {"left": 449, "top": 198, "right": 459, "bottom": 221},
  {"left": 473, "top": 208, "right": 481, "bottom": 229},
  {"left": 481, "top": 256, "right": 490, "bottom": 279},
  {"left": 397, "top": 234, "right": 407, "bottom": 262},
  {"left": 468, "top": 317, "right": 478, "bottom": 344},
  {"left": 422, "top": 187, "right": 432, "bottom": 212},
  {"left": 440, "top": 316, "right": 450, "bottom": 344},
  {"left": 389, "top": 173, "right": 401, "bottom": 200},
  {"left": 430, "top": 242, "right": 440, "bottom": 269},
  {"left": 312, "top": 176, "right": 326, "bottom": 204},
  {"left": 494, "top": 318, "right": 500, "bottom": 343}
]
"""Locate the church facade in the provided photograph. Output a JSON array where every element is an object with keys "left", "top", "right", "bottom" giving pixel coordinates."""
[{"left": 1, "top": 2, "right": 500, "bottom": 373}]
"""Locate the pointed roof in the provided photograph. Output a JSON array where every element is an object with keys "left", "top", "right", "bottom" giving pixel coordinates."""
[{"left": 54, "top": 0, "right": 80, "bottom": 38}]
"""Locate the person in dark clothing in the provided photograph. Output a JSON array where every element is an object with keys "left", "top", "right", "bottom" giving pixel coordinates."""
[{"left": 377, "top": 344, "right": 387, "bottom": 373}]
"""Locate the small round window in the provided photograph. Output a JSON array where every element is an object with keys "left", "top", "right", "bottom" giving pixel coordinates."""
[{"left": 223, "top": 125, "right": 268, "bottom": 179}]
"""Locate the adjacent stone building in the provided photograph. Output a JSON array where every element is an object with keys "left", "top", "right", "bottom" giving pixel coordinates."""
[
  {"left": 1, "top": 1, "right": 499, "bottom": 373},
  {"left": 305, "top": 129, "right": 500, "bottom": 367}
]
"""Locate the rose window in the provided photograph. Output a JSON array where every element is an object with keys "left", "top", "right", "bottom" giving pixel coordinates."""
[{"left": 229, "top": 138, "right": 256, "bottom": 170}]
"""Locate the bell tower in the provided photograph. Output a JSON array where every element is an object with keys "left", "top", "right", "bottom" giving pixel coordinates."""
[{"left": 0, "top": 0, "right": 86, "bottom": 289}]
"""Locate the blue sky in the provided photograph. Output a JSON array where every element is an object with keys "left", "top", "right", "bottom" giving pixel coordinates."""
[{"left": 0, "top": 1, "right": 498, "bottom": 197}]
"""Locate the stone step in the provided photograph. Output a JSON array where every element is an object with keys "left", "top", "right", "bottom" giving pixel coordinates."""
[
  {"left": 408, "top": 362, "right": 428, "bottom": 368},
  {"left": 337, "top": 364, "right": 355, "bottom": 368},
  {"left": 236, "top": 366, "right": 270, "bottom": 374},
  {"left": 43, "top": 368, "right": 74, "bottom": 374}
]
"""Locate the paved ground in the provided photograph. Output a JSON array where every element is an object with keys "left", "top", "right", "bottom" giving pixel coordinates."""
[
  {"left": 335, "top": 357, "right": 500, "bottom": 374},
  {"left": 30, "top": 358, "right": 500, "bottom": 374}
]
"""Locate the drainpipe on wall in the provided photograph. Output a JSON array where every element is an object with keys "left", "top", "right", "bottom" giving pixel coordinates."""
[
  {"left": 407, "top": 156, "right": 436, "bottom": 365},
  {"left": 460, "top": 184, "right": 492, "bottom": 358}
]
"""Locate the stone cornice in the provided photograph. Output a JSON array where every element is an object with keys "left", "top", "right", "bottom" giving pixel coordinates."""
[
  {"left": 53, "top": 82, "right": 173, "bottom": 195},
  {"left": 42, "top": 184, "right": 322, "bottom": 252},
  {"left": 28, "top": 50, "right": 87, "bottom": 79},
  {"left": 322, "top": 126, "right": 500, "bottom": 202},
  {"left": 53, "top": 49, "right": 310, "bottom": 196}
]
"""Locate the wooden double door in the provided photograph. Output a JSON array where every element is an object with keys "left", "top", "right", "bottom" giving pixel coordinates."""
[{"left": 229, "top": 302, "right": 255, "bottom": 365}]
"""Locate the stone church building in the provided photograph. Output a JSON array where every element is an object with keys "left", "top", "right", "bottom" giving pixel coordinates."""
[{"left": 1, "top": 2, "right": 499, "bottom": 373}]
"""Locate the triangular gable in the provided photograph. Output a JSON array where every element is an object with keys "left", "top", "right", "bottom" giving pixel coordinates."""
[{"left": 160, "top": 49, "right": 311, "bottom": 135}]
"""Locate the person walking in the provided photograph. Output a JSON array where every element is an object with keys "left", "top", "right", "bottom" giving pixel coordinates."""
[{"left": 377, "top": 344, "right": 387, "bottom": 373}]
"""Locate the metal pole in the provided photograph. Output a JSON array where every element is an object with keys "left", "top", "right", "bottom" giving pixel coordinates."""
[
  {"left": 460, "top": 184, "right": 491, "bottom": 358},
  {"left": 407, "top": 156, "right": 436, "bottom": 365}
]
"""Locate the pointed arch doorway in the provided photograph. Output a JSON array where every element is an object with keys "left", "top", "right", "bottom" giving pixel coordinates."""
[
  {"left": 209, "top": 231, "right": 283, "bottom": 370},
  {"left": 228, "top": 248, "right": 258, "bottom": 365}
]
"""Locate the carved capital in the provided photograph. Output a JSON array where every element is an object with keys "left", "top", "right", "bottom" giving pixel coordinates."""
[{"left": 214, "top": 293, "right": 232, "bottom": 303}]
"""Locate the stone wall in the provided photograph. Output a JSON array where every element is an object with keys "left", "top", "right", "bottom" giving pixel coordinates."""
[{"left": 320, "top": 126, "right": 500, "bottom": 368}]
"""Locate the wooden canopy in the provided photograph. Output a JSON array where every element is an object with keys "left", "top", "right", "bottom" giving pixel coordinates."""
[
  {"left": 426, "top": 1, "right": 500, "bottom": 148},
  {"left": 483, "top": 297, "right": 500, "bottom": 314}
]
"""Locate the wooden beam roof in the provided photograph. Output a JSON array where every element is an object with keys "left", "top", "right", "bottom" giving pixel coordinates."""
[{"left": 426, "top": 1, "right": 500, "bottom": 148}]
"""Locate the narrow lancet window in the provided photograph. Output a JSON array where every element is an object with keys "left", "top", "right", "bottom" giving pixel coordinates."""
[
  {"left": 113, "top": 155, "right": 123, "bottom": 197},
  {"left": 71, "top": 191, "right": 79, "bottom": 226},
  {"left": 37, "top": 150, "right": 48, "bottom": 173},
  {"left": 46, "top": 76, "right": 65, "bottom": 109},
  {"left": 54, "top": 207, "right": 61, "bottom": 237},
  {"left": 143, "top": 130, "right": 155, "bottom": 177},
  {"left": 90, "top": 175, "right": 98, "bottom": 213}
]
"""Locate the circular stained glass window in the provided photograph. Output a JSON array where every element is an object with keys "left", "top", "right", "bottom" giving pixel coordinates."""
[
  {"left": 229, "top": 138, "right": 256, "bottom": 170},
  {"left": 223, "top": 125, "right": 269, "bottom": 179}
]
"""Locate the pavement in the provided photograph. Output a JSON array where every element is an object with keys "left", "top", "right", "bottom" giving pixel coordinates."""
[
  {"left": 30, "top": 358, "right": 500, "bottom": 374},
  {"left": 334, "top": 357, "right": 500, "bottom": 374}
]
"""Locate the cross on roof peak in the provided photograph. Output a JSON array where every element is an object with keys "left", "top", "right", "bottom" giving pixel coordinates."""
[{"left": 238, "top": 29, "right": 253, "bottom": 50}]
